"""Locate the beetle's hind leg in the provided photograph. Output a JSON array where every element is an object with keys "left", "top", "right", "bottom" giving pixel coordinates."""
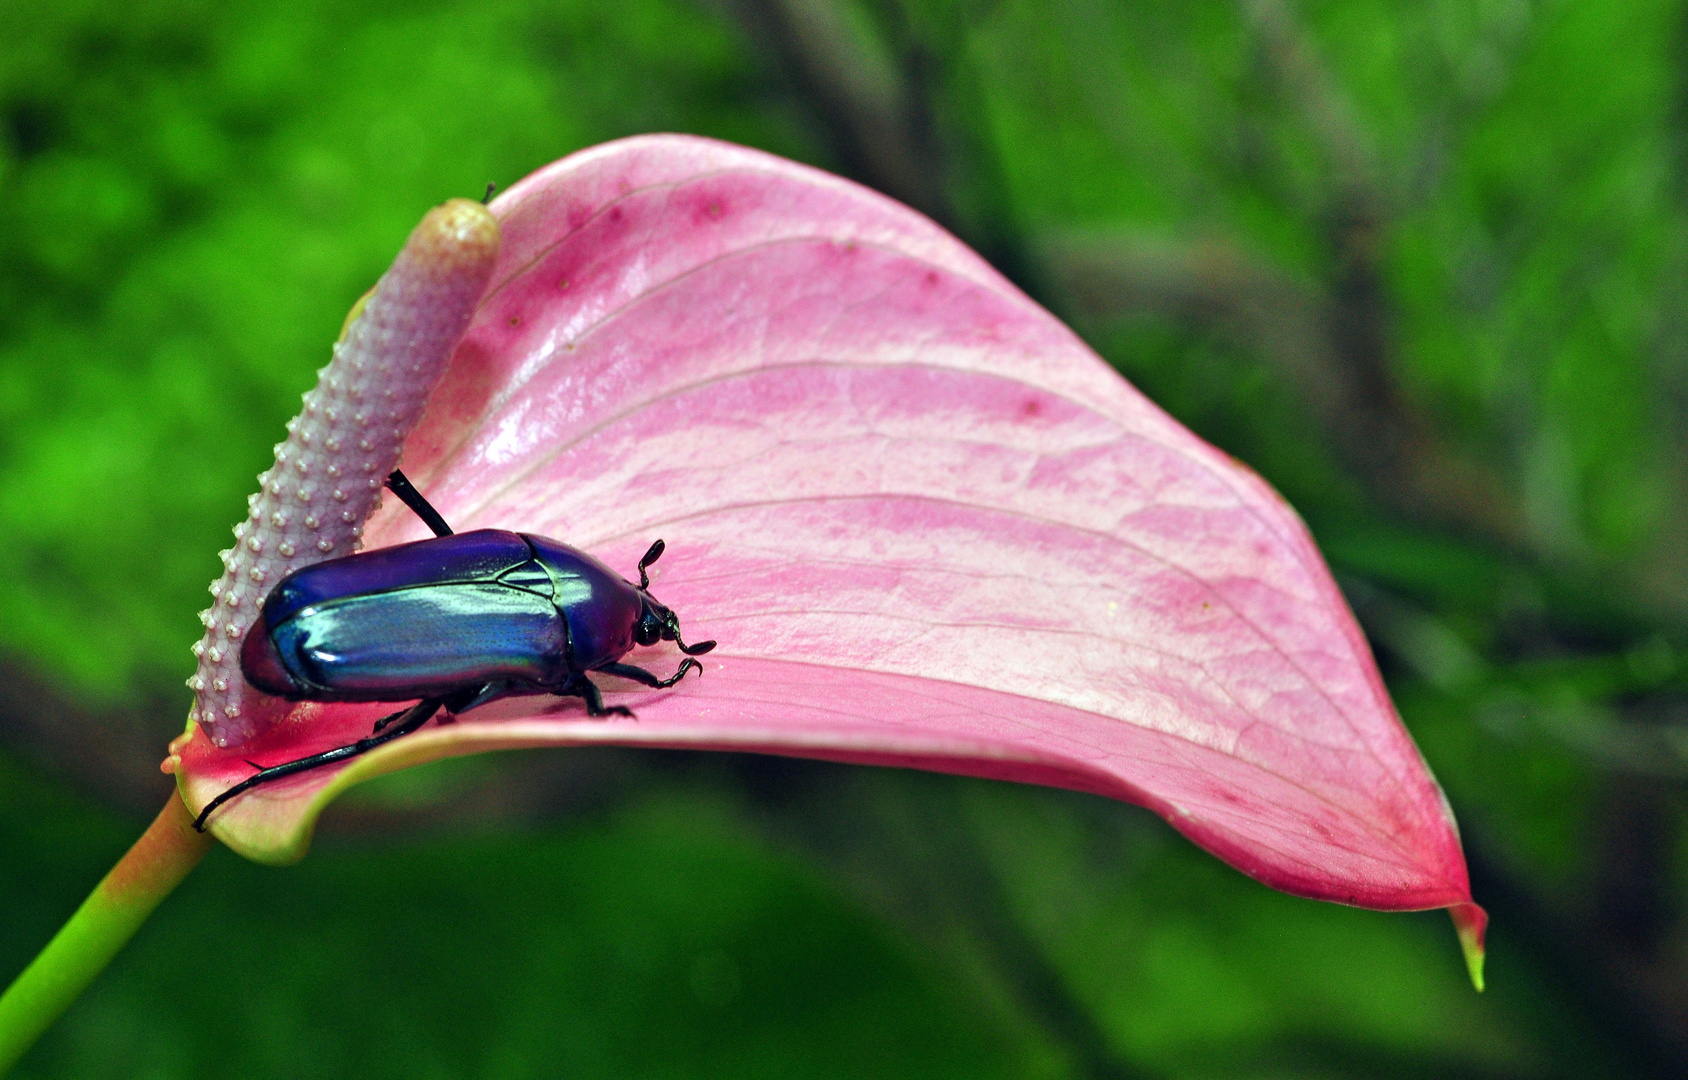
[
  {"left": 559, "top": 674, "right": 635, "bottom": 718},
  {"left": 384, "top": 469, "right": 454, "bottom": 538},
  {"left": 598, "top": 658, "right": 703, "bottom": 689},
  {"left": 193, "top": 697, "right": 445, "bottom": 831},
  {"left": 371, "top": 706, "right": 409, "bottom": 732}
]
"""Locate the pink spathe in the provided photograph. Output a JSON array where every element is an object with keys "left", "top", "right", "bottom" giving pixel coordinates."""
[{"left": 177, "top": 137, "right": 1481, "bottom": 948}]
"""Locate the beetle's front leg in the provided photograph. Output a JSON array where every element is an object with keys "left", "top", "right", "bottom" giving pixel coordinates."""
[
  {"left": 562, "top": 674, "right": 634, "bottom": 718},
  {"left": 597, "top": 658, "right": 703, "bottom": 689}
]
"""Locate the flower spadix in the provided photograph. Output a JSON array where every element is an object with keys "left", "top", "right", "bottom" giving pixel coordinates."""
[
  {"left": 185, "top": 198, "right": 501, "bottom": 747},
  {"left": 170, "top": 136, "right": 1485, "bottom": 984}
]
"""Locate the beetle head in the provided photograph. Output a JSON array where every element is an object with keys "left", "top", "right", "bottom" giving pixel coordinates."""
[
  {"left": 634, "top": 597, "right": 715, "bottom": 656},
  {"left": 632, "top": 539, "right": 715, "bottom": 655},
  {"left": 634, "top": 603, "right": 665, "bottom": 647}
]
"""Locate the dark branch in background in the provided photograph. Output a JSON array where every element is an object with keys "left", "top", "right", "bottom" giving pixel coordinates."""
[
  {"left": 1043, "top": 0, "right": 1522, "bottom": 548},
  {"left": 721, "top": 0, "right": 1033, "bottom": 283},
  {"left": 722, "top": 0, "right": 954, "bottom": 228},
  {"left": 1242, "top": 0, "right": 1524, "bottom": 540},
  {"left": 1037, "top": 225, "right": 1524, "bottom": 541}
]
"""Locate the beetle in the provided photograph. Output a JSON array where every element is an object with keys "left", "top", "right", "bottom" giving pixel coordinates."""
[{"left": 193, "top": 469, "right": 714, "bottom": 830}]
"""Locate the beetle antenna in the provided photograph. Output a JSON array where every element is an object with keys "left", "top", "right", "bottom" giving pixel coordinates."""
[
  {"left": 667, "top": 612, "right": 716, "bottom": 656},
  {"left": 637, "top": 539, "right": 665, "bottom": 590}
]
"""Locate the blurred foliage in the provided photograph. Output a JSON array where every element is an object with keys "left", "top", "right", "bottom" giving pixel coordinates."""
[{"left": 2, "top": 0, "right": 1686, "bottom": 1077}]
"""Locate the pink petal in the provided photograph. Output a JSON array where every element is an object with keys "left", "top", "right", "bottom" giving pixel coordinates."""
[{"left": 175, "top": 137, "right": 1481, "bottom": 945}]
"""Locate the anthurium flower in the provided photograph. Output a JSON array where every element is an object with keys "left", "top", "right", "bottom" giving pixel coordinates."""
[
  {"left": 0, "top": 136, "right": 1485, "bottom": 1073},
  {"left": 169, "top": 135, "right": 1486, "bottom": 981}
]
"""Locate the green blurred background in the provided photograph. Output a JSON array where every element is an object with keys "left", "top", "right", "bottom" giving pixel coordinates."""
[{"left": 2, "top": 0, "right": 1684, "bottom": 1076}]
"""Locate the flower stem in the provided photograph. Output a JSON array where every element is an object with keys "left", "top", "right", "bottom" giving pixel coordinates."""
[{"left": 0, "top": 793, "right": 213, "bottom": 1075}]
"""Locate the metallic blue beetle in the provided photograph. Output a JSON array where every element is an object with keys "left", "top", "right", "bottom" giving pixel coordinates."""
[{"left": 194, "top": 470, "right": 714, "bottom": 830}]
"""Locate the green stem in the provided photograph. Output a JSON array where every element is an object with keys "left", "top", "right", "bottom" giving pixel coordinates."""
[{"left": 0, "top": 793, "right": 213, "bottom": 1075}]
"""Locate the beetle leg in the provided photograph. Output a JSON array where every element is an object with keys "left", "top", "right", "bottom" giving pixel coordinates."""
[
  {"left": 193, "top": 697, "right": 444, "bottom": 831},
  {"left": 440, "top": 679, "right": 521, "bottom": 717},
  {"left": 384, "top": 469, "right": 454, "bottom": 538},
  {"left": 370, "top": 703, "right": 411, "bottom": 733},
  {"left": 597, "top": 658, "right": 703, "bottom": 689},
  {"left": 563, "top": 674, "right": 635, "bottom": 718}
]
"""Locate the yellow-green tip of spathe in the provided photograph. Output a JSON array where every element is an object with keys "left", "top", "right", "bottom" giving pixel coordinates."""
[{"left": 1449, "top": 902, "right": 1487, "bottom": 992}]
